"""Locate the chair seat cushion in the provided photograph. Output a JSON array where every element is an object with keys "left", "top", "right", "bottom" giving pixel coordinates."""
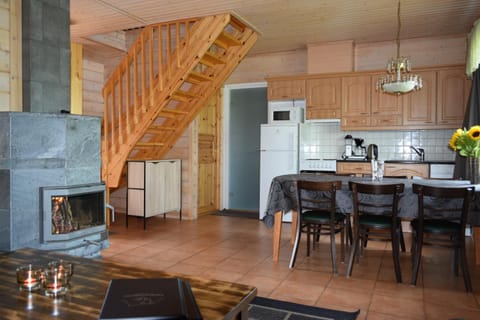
[
  {"left": 359, "top": 214, "right": 392, "bottom": 229},
  {"left": 302, "top": 210, "right": 345, "bottom": 224},
  {"left": 411, "top": 219, "right": 460, "bottom": 234}
]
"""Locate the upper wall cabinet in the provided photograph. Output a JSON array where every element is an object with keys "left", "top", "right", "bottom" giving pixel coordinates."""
[
  {"left": 436, "top": 67, "right": 471, "bottom": 127},
  {"left": 402, "top": 67, "right": 470, "bottom": 129},
  {"left": 341, "top": 75, "right": 371, "bottom": 128},
  {"left": 266, "top": 64, "right": 469, "bottom": 130},
  {"left": 341, "top": 74, "right": 402, "bottom": 129},
  {"left": 305, "top": 77, "right": 342, "bottom": 120},
  {"left": 402, "top": 71, "right": 436, "bottom": 128},
  {"left": 370, "top": 72, "right": 403, "bottom": 127},
  {"left": 267, "top": 79, "right": 305, "bottom": 100}
]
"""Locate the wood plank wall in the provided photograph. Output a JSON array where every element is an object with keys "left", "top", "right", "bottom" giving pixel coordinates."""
[
  {"left": 226, "top": 34, "right": 467, "bottom": 84},
  {"left": 82, "top": 59, "right": 104, "bottom": 117},
  {"left": 0, "top": 0, "right": 21, "bottom": 111}
]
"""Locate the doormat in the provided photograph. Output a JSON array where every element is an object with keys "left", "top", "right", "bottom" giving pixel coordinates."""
[
  {"left": 211, "top": 209, "right": 259, "bottom": 219},
  {"left": 249, "top": 296, "right": 360, "bottom": 320}
]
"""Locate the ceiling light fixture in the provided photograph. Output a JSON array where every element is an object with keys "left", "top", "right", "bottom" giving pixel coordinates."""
[{"left": 376, "top": 1, "right": 422, "bottom": 94}]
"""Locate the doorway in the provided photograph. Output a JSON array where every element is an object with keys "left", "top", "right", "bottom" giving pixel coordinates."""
[{"left": 223, "top": 83, "right": 267, "bottom": 212}]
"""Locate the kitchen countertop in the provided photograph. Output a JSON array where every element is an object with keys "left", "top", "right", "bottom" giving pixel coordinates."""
[{"left": 337, "top": 159, "right": 455, "bottom": 164}]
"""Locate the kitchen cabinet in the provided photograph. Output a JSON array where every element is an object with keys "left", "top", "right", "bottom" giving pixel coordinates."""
[
  {"left": 402, "top": 71, "right": 436, "bottom": 127},
  {"left": 305, "top": 77, "right": 342, "bottom": 120},
  {"left": 267, "top": 64, "right": 468, "bottom": 130},
  {"left": 370, "top": 73, "right": 403, "bottom": 127},
  {"left": 336, "top": 161, "right": 371, "bottom": 176},
  {"left": 384, "top": 163, "right": 429, "bottom": 179},
  {"left": 341, "top": 75, "right": 371, "bottom": 128},
  {"left": 127, "top": 159, "right": 182, "bottom": 228},
  {"left": 267, "top": 79, "right": 305, "bottom": 100},
  {"left": 338, "top": 161, "right": 429, "bottom": 179},
  {"left": 403, "top": 67, "right": 470, "bottom": 129},
  {"left": 341, "top": 74, "right": 402, "bottom": 129},
  {"left": 436, "top": 67, "right": 471, "bottom": 127}
]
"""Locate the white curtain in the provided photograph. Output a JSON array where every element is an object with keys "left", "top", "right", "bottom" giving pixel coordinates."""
[{"left": 466, "top": 18, "right": 480, "bottom": 78}]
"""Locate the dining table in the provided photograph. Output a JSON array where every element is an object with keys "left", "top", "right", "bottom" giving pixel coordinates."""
[{"left": 263, "top": 174, "right": 480, "bottom": 265}]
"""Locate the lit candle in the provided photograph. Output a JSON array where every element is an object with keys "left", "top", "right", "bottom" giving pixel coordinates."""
[
  {"left": 23, "top": 270, "right": 37, "bottom": 288},
  {"left": 43, "top": 267, "right": 68, "bottom": 296},
  {"left": 16, "top": 264, "right": 42, "bottom": 291}
]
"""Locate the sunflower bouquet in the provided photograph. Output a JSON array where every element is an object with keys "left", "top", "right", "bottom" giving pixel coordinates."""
[{"left": 449, "top": 125, "right": 480, "bottom": 158}]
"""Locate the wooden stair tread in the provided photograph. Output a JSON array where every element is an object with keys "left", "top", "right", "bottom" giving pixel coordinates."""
[
  {"left": 147, "top": 125, "right": 176, "bottom": 133},
  {"left": 172, "top": 90, "right": 202, "bottom": 102},
  {"left": 160, "top": 108, "right": 189, "bottom": 115},
  {"left": 135, "top": 142, "right": 165, "bottom": 148},
  {"left": 200, "top": 51, "right": 226, "bottom": 67},
  {"left": 187, "top": 71, "right": 212, "bottom": 84},
  {"left": 215, "top": 31, "right": 241, "bottom": 49}
]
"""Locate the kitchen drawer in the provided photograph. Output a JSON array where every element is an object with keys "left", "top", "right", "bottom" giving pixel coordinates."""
[
  {"left": 384, "top": 163, "right": 429, "bottom": 179},
  {"left": 337, "top": 162, "right": 371, "bottom": 176}
]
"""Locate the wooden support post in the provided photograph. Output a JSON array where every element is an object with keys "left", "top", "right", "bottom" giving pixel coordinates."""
[{"left": 70, "top": 43, "right": 83, "bottom": 115}]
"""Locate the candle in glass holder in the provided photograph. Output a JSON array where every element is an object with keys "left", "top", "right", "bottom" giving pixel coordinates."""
[
  {"left": 16, "top": 264, "right": 43, "bottom": 291},
  {"left": 47, "top": 260, "right": 74, "bottom": 282},
  {"left": 43, "top": 267, "right": 69, "bottom": 297}
]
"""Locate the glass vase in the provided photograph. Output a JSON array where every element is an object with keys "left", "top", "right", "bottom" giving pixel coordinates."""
[{"left": 466, "top": 157, "right": 480, "bottom": 184}]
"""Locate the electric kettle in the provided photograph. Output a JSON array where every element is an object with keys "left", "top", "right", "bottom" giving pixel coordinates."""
[{"left": 367, "top": 144, "right": 378, "bottom": 160}]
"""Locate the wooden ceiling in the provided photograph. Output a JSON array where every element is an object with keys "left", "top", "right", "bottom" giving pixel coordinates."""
[{"left": 71, "top": 0, "right": 480, "bottom": 56}]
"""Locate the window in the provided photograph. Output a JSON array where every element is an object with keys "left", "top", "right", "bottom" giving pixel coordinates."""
[{"left": 466, "top": 19, "right": 480, "bottom": 78}]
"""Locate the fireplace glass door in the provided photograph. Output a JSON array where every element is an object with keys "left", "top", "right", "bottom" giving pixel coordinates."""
[{"left": 41, "top": 184, "right": 106, "bottom": 243}]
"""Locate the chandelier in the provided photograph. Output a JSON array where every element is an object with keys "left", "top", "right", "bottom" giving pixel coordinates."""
[{"left": 376, "top": 1, "right": 422, "bottom": 94}]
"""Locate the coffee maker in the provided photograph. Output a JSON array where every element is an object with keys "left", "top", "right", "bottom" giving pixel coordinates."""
[{"left": 353, "top": 138, "right": 366, "bottom": 157}]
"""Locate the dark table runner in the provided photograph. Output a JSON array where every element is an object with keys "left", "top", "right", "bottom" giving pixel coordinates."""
[{"left": 262, "top": 174, "right": 479, "bottom": 228}]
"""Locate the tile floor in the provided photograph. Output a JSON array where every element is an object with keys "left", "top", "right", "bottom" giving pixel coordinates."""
[{"left": 102, "top": 214, "right": 480, "bottom": 320}]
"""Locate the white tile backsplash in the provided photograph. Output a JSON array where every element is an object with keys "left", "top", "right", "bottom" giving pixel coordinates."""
[{"left": 299, "top": 122, "right": 456, "bottom": 161}]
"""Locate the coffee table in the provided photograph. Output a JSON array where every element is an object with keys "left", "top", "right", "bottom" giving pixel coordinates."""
[{"left": 0, "top": 248, "right": 257, "bottom": 319}]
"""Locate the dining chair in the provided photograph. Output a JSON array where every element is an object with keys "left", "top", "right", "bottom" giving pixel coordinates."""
[
  {"left": 289, "top": 180, "right": 346, "bottom": 274},
  {"left": 410, "top": 183, "right": 474, "bottom": 292},
  {"left": 347, "top": 181, "right": 405, "bottom": 283},
  {"left": 359, "top": 175, "right": 408, "bottom": 253}
]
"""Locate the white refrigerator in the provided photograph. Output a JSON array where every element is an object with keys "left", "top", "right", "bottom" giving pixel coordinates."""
[{"left": 259, "top": 123, "right": 300, "bottom": 221}]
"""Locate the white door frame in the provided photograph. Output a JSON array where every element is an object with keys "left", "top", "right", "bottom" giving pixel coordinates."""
[{"left": 221, "top": 82, "right": 267, "bottom": 210}]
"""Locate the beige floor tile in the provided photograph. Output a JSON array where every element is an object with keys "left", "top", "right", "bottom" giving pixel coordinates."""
[
  {"left": 285, "top": 269, "right": 333, "bottom": 287},
  {"left": 423, "top": 288, "right": 479, "bottom": 310},
  {"left": 237, "top": 274, "right": 282, "bottom": 297},
  {"left": 369, "top": 294, "right": 425, "bottom": 320},
  {"left": 327, "top": 275, "right": 376, "bottom": 293},
  {"left": 424, "top": 301, "right": 480, "bottom": 320},
  {"left": 374, "top": 280, "right": 424, "bottom": 300},
  {"left": 270, "top": 279, "right": 325, "bottom": 305},
  {"left": 318, "top": 286, "right": 372, "bottom": 310}
]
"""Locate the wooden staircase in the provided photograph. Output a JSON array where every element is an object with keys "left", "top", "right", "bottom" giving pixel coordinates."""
[{"left": 102, "top": 13, "right": 258, "bottom": 189}]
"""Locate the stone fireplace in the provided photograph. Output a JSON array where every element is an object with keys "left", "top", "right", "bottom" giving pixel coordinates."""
[
  {"left": 0, "top": 0, "right": 109, "bottom": 257},
  {"left": 0, "top": 112, "right": 108, "bottom": 257}
]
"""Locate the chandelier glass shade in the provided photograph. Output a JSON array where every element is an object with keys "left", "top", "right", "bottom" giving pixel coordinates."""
[{"left": 376, "top": 1, "right": 422, "bottom": 95}]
